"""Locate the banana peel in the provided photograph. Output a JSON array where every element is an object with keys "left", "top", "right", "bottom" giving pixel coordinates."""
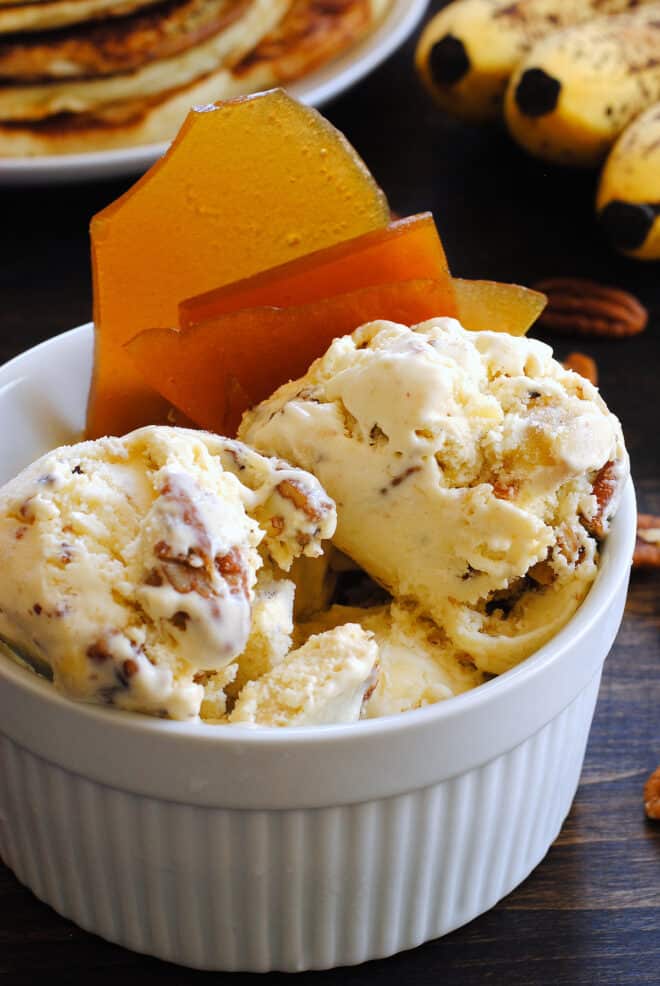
[
  {"left": 504, "top": 6, "right": 660, "bottom": 167},
  {"left": 597, "top": 103, "right": 660, "bottom": 260},
  {"left": 415, "top": 0, "right": 655, "bottom": 126}
]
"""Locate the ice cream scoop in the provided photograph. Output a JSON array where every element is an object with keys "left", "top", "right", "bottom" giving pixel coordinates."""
[
  {"left": 229, "top": 623, "right": 379, "bottom": 727},
  {"left": 240, "top": 317, "right": 629, "bottom": 674},
  {"left": 0, "top": 425, "right": 335, "bottom": 719}
]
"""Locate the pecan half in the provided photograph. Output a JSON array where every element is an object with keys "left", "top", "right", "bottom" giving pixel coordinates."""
[
  {"left": 582, "top": 461, "right": 618, "bottom": 539},
  {"left": 533, "top": 278, "right": 647, "bottom": 338},
  {"left": 157, "top": 550, "right": 214, "bottom": 597},
  {"left": 644, "top": 765, "right": 660, "bottom": 820},
  {"left": 216, "top": 547, "right": 249, "bottom": 595},
  {"left": 563, "top": 351, "right": 598, "bottom": 386},
  {"left": 277, "top": 478, "right": 324, "bottom": 521},
  {"left": 634, "top": 514, "right": 660, "bottom": 569}
]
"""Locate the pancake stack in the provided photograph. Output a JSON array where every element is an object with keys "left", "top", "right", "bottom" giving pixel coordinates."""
[{"left": 0, "top": 0, "right": 390, "bottom": 156}]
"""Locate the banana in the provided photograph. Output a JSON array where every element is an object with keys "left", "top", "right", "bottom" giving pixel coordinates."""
[
  {"left": 505, "top": 4, "right": 660, "bottom": 167},
  {"left": 415, "top": 0, "right": 651, "bottom": 124},
  {"left": 597, "top": 103, "right": 660, "bottom": 260}
]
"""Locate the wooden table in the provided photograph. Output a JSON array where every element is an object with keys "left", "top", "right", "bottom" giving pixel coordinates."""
[{"left": 1, "top": 3, "right": 659, "bottom": 982}]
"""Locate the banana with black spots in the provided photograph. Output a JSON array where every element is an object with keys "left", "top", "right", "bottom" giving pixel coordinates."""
[
  {"left": 415, "top": 0, "right": 652, "bottom": 124},
  {"left": 597, "top": 103, "right": 660, "bottom": 260},
  {"left": 505, "top": 4, "right": 660, "bottom": 167}
]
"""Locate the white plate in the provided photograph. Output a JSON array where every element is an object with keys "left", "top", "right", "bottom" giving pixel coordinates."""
[{"left": 0, "top": 0, "right": 428, "bottom": 187}]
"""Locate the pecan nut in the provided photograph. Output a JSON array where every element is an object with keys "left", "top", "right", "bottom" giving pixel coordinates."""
[
  {"left": 533, "top": 278, "right": 648, "bottom": 338},
  {"left": 276, "top": 478, "right": 331, "bottom": 522},
  {"left": 155, "top": 549, "right": 214, "bottom": 598},
  {"left": 216, "top": 547, "right": 249, "bottom": 595},
  {"left": 582, "top": 460, "right": 618, "bottom": 539},
  {"left": 644, "top": 765, "right": 660, "bottom": 820},
  {"left": 634, "top": 514, "right": 660, "bottom": 569},
  {"left": 563, "top": 351, "right": 598, "bottom": 386}
]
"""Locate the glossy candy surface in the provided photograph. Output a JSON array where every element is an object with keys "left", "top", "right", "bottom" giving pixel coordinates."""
[
  {"left": 179, "top": 213, "right": 456, "bottom": 327},
  {"left": 453, "top": 278, "right": 546, "bottom": 335},
  {"left": 88, "top": 89, "right": 389, "bottom": 438}
]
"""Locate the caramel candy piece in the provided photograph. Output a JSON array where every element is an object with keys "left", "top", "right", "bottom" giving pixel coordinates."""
[
  {"left": 88, "top": 89, "right": 389, "bottom": 438},
  {"left": 179, "top": 212, "right": 457, "bottom": 327},
  {"left": 453, "top": 278, "right": 547, "bottom": 335}
]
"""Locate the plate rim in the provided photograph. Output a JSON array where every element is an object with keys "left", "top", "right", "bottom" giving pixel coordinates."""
[{"left": 0, "top": 0, "right": 429, "bottom": 184}]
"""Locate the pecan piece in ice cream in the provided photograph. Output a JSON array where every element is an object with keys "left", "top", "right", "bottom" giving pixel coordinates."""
[
  {"left": 582, "top": 461, "right": 621, "bottom": 540},
  {"left": 209, "top": 437, "right": 336, "bottom": 570}
]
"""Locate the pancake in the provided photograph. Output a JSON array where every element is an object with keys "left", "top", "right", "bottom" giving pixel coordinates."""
[
  {"left": 0, "top": 0, "right": 289, "bottom": 119},
  {"left": 0, "top": 0, "right": 163, "bottom": 36},
  {"left": 233, "top": 0, "right": 391, "bottom": 86},
  {"left": 0, "top": 0, "right": 253, "bottom": 81},
  {"left": 0, "top": 0, "right": 391, "bottom": 156}
]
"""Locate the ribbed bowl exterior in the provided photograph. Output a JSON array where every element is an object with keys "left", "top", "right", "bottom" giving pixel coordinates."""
[{"left": 0, "top": 671, "right": 600, "bottom": 972}]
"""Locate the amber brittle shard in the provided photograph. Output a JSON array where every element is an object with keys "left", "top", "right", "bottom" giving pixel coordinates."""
[
  {"left": 88, "top": 89, "right": 390, "bottom": 438},
  {"left": 179, "top": 213, "right": 457, "bottom": 327},
  {"left": 453, "top": 278, "right": 547, "bottom": 336}
]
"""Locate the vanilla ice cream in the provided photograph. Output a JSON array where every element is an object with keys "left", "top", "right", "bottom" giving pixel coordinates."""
[
  {"left": 229, "top": 623, "right": 379, "bottom": 727},
  {"left": 226, "top": 570, "right": 295, "bottom": 698},
  {"left": 0, "top": 320, "right": 630, "bottom": 725},
  {"left": 241, "top": 318, "right": 629, "bottom": 675},
  {"left": 295, "top": 601, "right": 485, "bottom": 718},
  {"left": 0, "top": 425, "right": 335, "bottom": 719}
]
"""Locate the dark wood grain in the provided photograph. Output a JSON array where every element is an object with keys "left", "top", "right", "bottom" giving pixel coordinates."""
[{"left": 1, "top": 1, "right": 659, "bottom": 983}]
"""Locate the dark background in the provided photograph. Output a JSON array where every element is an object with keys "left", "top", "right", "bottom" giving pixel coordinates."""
[{"left": 1, "top": 1, "right": 659, "bottom": 983}]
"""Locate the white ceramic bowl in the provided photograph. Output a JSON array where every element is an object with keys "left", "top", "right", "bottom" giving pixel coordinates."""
[{"left": 0, "top": 326, "right": 636, "bottom": 972}]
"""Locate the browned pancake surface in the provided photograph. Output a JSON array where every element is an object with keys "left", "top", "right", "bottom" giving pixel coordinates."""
[
  {"left": 0, "top": 0, "right": 164, "bottom": 32},
  {"left": 235, "top": 0, "right": 371, "bottom": 82},
  {"left": 0, "top": 0, "right": 390, "bottom": 155},
  {"left": 0, "top": 0, "right": 250, "bottom": 80}
]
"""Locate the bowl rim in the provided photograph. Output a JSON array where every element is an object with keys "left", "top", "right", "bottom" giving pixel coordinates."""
[{"left": 0, "top": 324, "right": 637, "bottom": 807}]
